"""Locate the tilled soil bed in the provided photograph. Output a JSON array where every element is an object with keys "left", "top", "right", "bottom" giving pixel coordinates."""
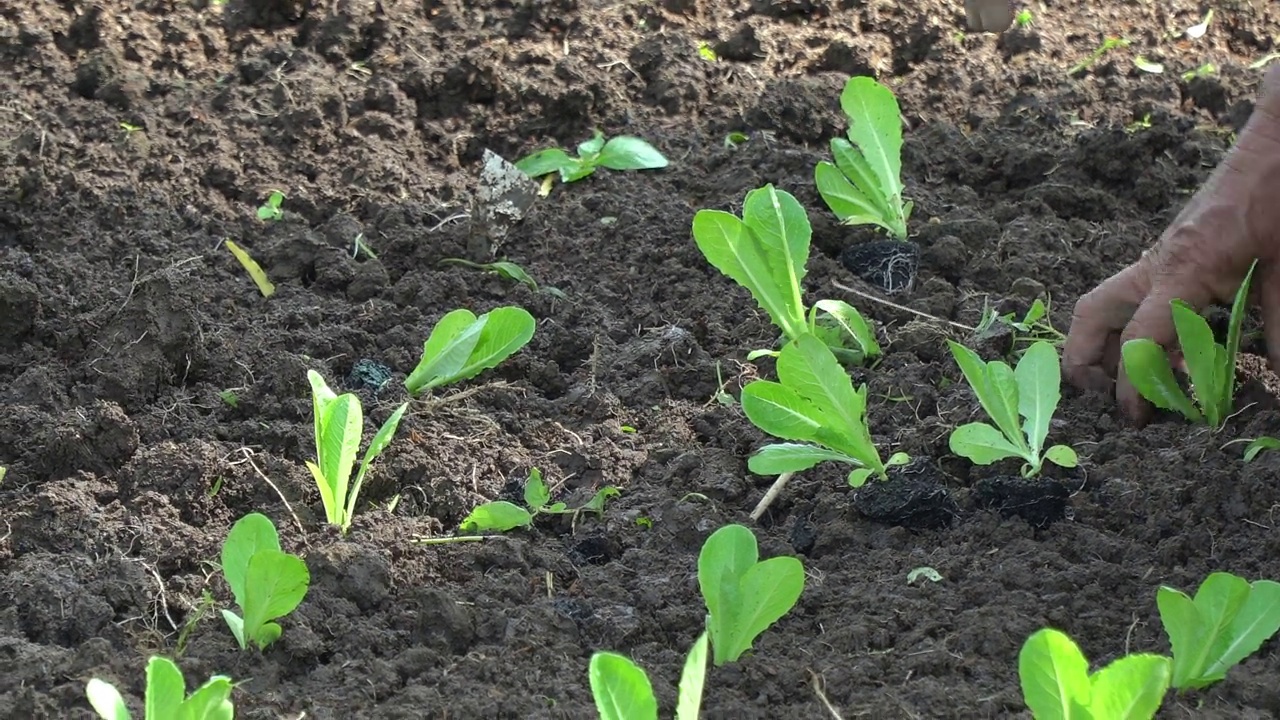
[{"left": 3, "top": 1, "right": 1280, "bottom": 718}]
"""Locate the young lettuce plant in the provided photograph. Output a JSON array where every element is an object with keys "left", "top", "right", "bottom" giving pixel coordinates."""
[
  {"left": 405, "top": 306, "right": 537, "bottom": 396},
  {"left": 515, "top": 130, "right": 669, "bottom": 183},
  {"left": 307, "top": 370, "right": 408, "bottom": 533},
  {"left": 692, "top": 184, "right": 880, "bottom": 364},
  {"left": 698, "top": 524, "right": 804, "bottom": 666},
  {"left": 741, "top": 333, "right": 909, "bottom": 487},
  {"left": 458, "top": 467, "right": 620, "bottom": 533},
  {"left": 220, "top": 513, "right": 310, "bottom": 651},
  {"left": 589, "top": 632, "right": 708, "bottom": 720},
  {"left": 1120, "top": 260, "right": 1257, "bottom": 428},
  {"left": 814, "top": 76, "right": 913, "bottom": 239},
  {"left": 86, "top": 656, "right": 234, "bottom": 720},
  {"left": 1019, "top": 627, "right": 1171, "bottom": 720},
  {"left": 1157, "top": 571, "right": 1280, "bottom": 690},
  {"left": 947, "top": 340, "right": 1078, "bottom": 477}
]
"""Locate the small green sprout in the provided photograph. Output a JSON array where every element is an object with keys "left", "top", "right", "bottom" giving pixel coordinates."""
[
  {"left": 404, "top": 306, "right": 537, "bottom": 397},
  {"left": 1134, "top": 56, "right": 1164, "bottom": 74},
  {"left": 1120, "top": 259, "right": 1257, "bottom": 428},
  {"left": 87, "top": 656, "right": 235, "bottom": 720},
  {"left": 1243, "top": 436, "right": 1280, "bottom": 461},
  {"left": 219, "top": 513, "right": 309, "bottom": 651},
  {"left": 742, "top": 334, "right": 909, "bottom": 488},
  {"left": 1013, "top": 9, "right": 1033, "bottom": 27},
  {"left": 438, "top": 258, "right": 566, "bottom": 298},
  {"left": 589, "top": 632, "right": 708, "bottom": 720},
  {"left": 1182, "top": 63, "right": 1217, "bottom": 81},
  {"left": 218, "top": 389, "right": 239, "bottom": 408},
  {"left": 907, "top": 567, "right": 943, "bottom": 585},
  {"left": 1067, "top": 36, "right": 1131, "bottom": 75},
  {"left": 1184, "top": 9, "right": 1213, "bottom": 39},
  {"left": 352, "top": 232, "right": 377, "bottom": 259},
  {"left": 697, "top": 41, "right": 719, "bottom": 62},
  {"left": 693, "top": 184, "right": 880, "bottom": 364},
  {"left": 698, "top": 524, "right": 804, "bottom": 666},
  {"left": 1019, "top": 628, "right": 1171, "bottom": 719},
  {"left": 515, "top": 130, "right": 668, "bottom": 184},
  {"left": 256, "top": 190, "right": 285, "bottom": 221},
  {"left": 1126, "top": 113, "right": 1154, "bottom": 133},
  {"left": 0, "top": 465, "right": 6, "bottom": 487},
  {"left": 1158, "top": 571, "right": 1280, "bottom": 690},
  {"left": 814, "top": 76, "right": 913, "bottom": 239},
  {"left": 947, "top": 340, "right": 1078, "bottom": 477},
  {"left": 459, "top": 468, "right": 620, "bottom": 533},
  {"left": 635, "top": 516, "right": 653, "bottom": 529},
  {"left": 119, "top": 122, "right": 143, "bottom": 139},
  {"left": 975, "top": 297, "right": 1066, "bottom": 353},
  {"left": 306, "top": 370, "right": 408, "bottom": 533},
  {"left": 723, "top": 131, "right": 749, "bottom": 149}
]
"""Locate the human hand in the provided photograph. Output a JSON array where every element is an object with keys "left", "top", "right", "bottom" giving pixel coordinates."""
[
  {"left": 964, "top": 0, "right": 1015, "bottom": 32},
  {"left": 1063, "top": 66, "right": 1280, "bottom": 423}
]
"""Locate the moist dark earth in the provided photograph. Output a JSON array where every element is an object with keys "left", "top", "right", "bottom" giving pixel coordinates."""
[{"left": 3, "top": 1, "right": 1280, "bottom": 718}]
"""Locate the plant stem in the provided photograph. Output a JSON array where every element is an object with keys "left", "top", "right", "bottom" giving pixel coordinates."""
[
  {"left": 413, "top": 535, "right": 496, "bottom": 545},
  {"left": 750, "top": 471, "right": 796, "bottom": 521}
]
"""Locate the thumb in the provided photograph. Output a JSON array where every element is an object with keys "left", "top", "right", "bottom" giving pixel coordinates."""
[{"left": 1115, "top": 278, "right": 1213, "bottom": 424}]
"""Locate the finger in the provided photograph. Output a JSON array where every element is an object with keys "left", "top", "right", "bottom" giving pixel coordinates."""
[
  {"left": 964, "top": 0, "right": 1014, "bottom": 32},
  {"left": 1258, "top": 263, "right": 1280, "bottom": 373},
  {"left": 1063, "top": 262, "right": 1149, "bottom": 393},
  {"left": 1115, "top": 278, "right": 1215, "bottom": 424}
]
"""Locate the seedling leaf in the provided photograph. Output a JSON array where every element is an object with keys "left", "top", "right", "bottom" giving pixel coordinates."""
[
  {"left": 524, "top": 467, "right": 551, "bottom": 509},
  {"left": 459, "top": 501, "right": 533, "bottom": 532},
  {"left": 85, "top": 679, "right": 130, "bottom": 720},
  {"left": 698, "top": 524, "right": 804, "bottom": 666},
  {"left": 675, "top": 632, "right": 709, "bottom": 720},
  {"left": 1019, "top": 628, "right": 1092, "bottom": 719},
  {"left": 242, "top": 549, "right": 310, "bottom": 650},
  {"left": 949, "top": 422, "right": 1024, "bottom": 465},
  {"left": 145, "top": 655, "right": 185, "bottom": 719},
  {"left": 1159, "top": 572, "right": 1280, "bottom": 689},
  {"left": 1121, "top": 339, "right": 1202, "bottom": 422},
  {"left": 1244, "top": 436, "right": 1280, "bottom": 462},
  {"left": 516, "top": 148, "right": 578, "bottom": 179},
  {"left": 747, "top": 443, "right": 856, "bottom": 475},
  {"left": 589, "top": 652, "right": 659, "bottom": 720},
  {"left": 597, "top": 136, "right": 669, "bottom": 171},
  {"left": 1088, "top": 654, "right": 1172, "bottom": 719},
  {"left": 405, "top": 306, "right": 537, "bottom": 395}
]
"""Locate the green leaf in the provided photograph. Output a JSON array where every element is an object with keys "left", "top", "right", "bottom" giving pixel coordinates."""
[
  {"left": 949, "top": 422, "right": 1026, "bottom": 465},
  {"left": 145, "top": 656, "right": 185, "bottom": 719},
  {"left": 1015, "top": 341, "right": 1062, "bottom": 459},
  {"left": 830, "top": 137, "right": 889, "bottom": 211},
  {"left": 675, "top": 632, "right": 709, "bottom": 720},
  {"left": 1018, "top": 628, "right": 1092, "bottom": 720},
  {"left": 1088, "top": 654, "right": 1171, "bottom": 719},
  {"left": 747, "top": 443, "right": 858, "bottom": 476},
  {"left": 1171, "top": 300, "right": 1224, "bottom": 426},
  {"left": 838, "top": 76, "right": 907, "bottom": 237},
  {"left": 848, "top": 467, "right": 875, "bottom": 487},
  {"left": 405, "top": 306, "right": 537, "bottom": 395},
  {"left": 1120, "top": 339, "right": 1203, "bottom": 422},
  {"left": 1221, "top": 259, "right": 1258, "bottom": 420},
  {"left": 307, "top": 370, "right": 363, "bottom": 524},
  {"left": 220, "top": 609, "right": 246, "bottom": 650},
  {"left": 596, "top": 136, "right": 669, "bottom": 171},
  {"left": 459, "top": 501, "right": 533, "bottom": 532},
  {"left": 1044, "top": 445, "right": 1079, "bottom": 468},
  {"left": 345, "top": 401, "right": 408, "bottom": 530},
  {"left": 86, "top": 679, "right": 131, "bottom": 720},
  {"left": 814, "top": 161, "right": 891, "bottom": 230},
  {"left": 812, "top": 298, "right": 880, "bottom": 362},
  {"left": 692, "top": 208, "right": 807, "bottom": 341},
  {"left": 588, "top": 652, "right": 659, "bottom": 720},
  {"left": 1205, "top": 579, "right": 1280, "bottom": 680},
  {"left": 515, "top": 147, "right": 577, "bottom": 179},
  {"left": 242, "top": 549, "right": 310, "bottom": 651},
  {"left": 577, "top": 131, "right": 607, "bottom": 157},
  {"left": 1158, "top": 572, "right": 1251, "bottom": 688},
  {"left": 948, "top": 342, "right": 1027, "bottom": 453},
  {"left": 697, "top": 524, "right": 804, "bottom": 666},
  {"left": 561, "top": 161, "right": 596, "bottom": 182},
  {"left": 221, "top": 513, "right": 282, "bottom": 609},
  {"left": 180, "top": 676, "right": 235, "bottom": 720},
  {"left": 742, "top": 186, "right": 810, "bottom": 330},
  {"left": 580, "top": 486, "right": 620, "bottom": 515},
  {"left": 1244, "top": 436, "right": 1280, "bottom": 462},
  {"left": 780, "top": 334, "right": 881, "bottom": 465},
  {"left": 740, "top": 381, "right": 826, "bottom": 444},
  {"left": 524, "top": 468, "right": 550, "bottom": 509}
]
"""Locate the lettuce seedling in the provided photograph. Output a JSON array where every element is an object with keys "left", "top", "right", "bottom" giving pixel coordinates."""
[
  {"left": 220, "top": 512, "right": 310, "bottom": 651},
  {"left": 698, "top": 524, "right": 804, "bottom": 666},
  {"left": 515, "top": 130, "right": 668, "bottom": 184},
  {"left": 693, "top": 184, "right": 880, "bottom": 364},
  {"left": 1121, "top": 260, "right": 1257, "bottom": 428},
  {"left": 256, "top": 190, "right": 284, "bottom": 221},
  {"left": 307, "top": 370, "right": 408, "bottom": 533},
  {"left": 947, "top": 340, "right": 1078, "bottom": 477},
  {"left": 741, "top": 333, "right": 908, "bottom": 487},
  {"left": 1019, "top": 627, "right": 1171, "bottom": 720},
  {"left": 1157, "top": 571, "right": 1280, "bottom": 690},
  {"left": 814, "top": 76, "right": 912, "bottom": 239},
  {"left": 459, "top": 467, "right": 619, "bottom": 533},
  {"left": 404, "top": 306, "right": 537, "bottom": 396},
  {"left": 589, "top": 631, "right": 708, "bottom": 720},
  {"left": 86, "top": 656, "right": 234, "bottom": 720}
]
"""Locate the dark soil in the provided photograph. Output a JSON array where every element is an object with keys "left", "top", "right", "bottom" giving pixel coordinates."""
[{"left": 3, "top": 1, "right": 1280, "bottom": 718}]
